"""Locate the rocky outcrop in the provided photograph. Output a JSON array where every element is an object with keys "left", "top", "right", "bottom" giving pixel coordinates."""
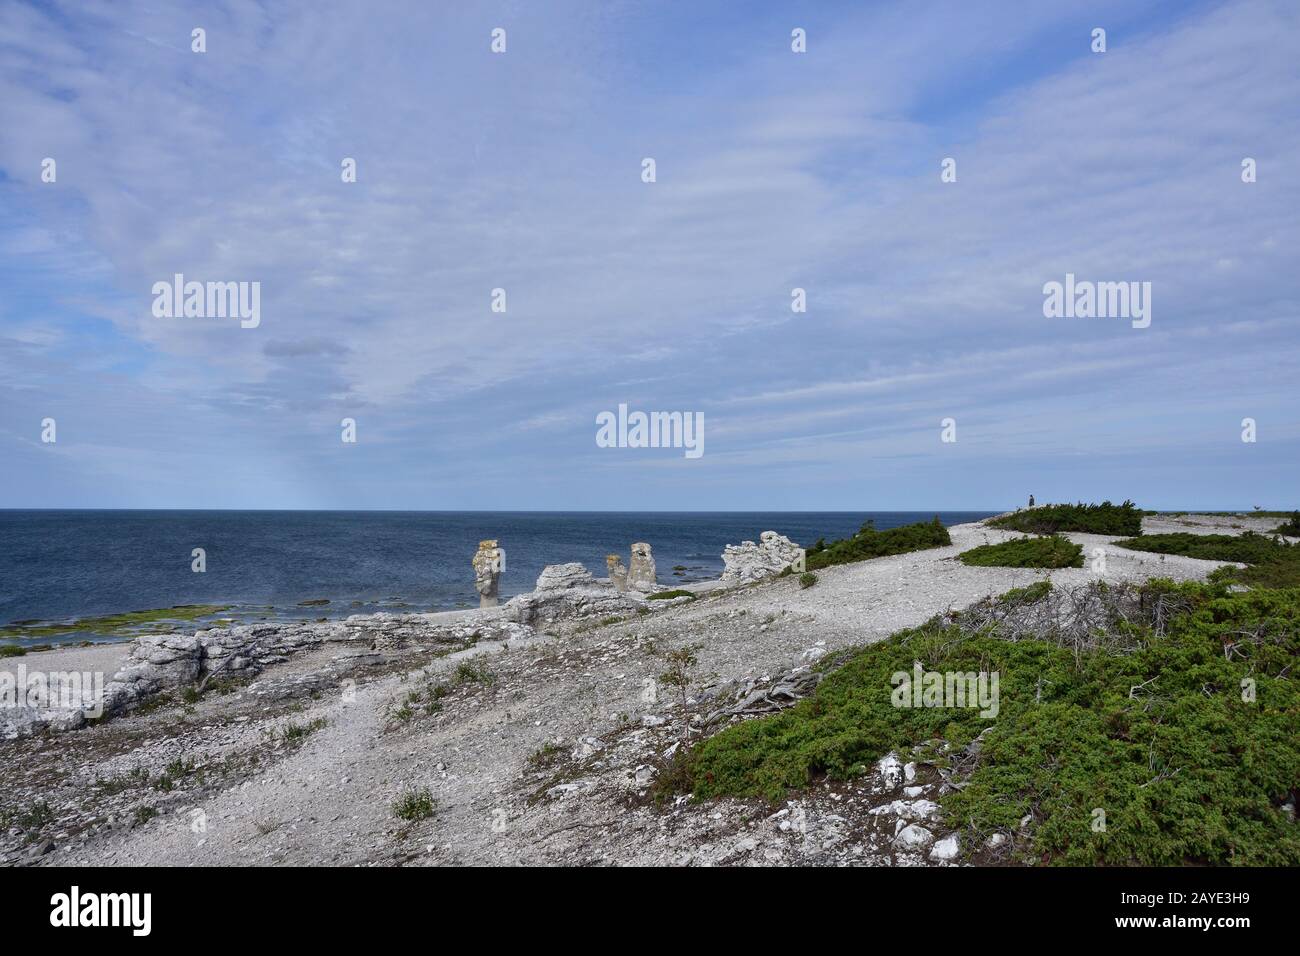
[
  {"left": 95, "top": 613, "right": 499, "bottom": 721},
  {"left": 99, "top": 634, "right": 204, "bottom": 716},
  {"left": 534, "top": 563, "right": 595, "bottom": 590},
  {"left": 3, "top": 608, "right": 545, "bottom": 739},
  {"left": 99, "top": 623, "right": 348, "bottom": 716},
  {"left": 508, "top": 563, "right": 643, "bottom": 627},
  {"left": 472, "top": 539, "right": 505, "bottom": 608},
  {"left": 721, "top": 531, "right": 804, "bottom": 583},
  {"left": 628, "top": 542, "right": 657, "bottom": 592}
]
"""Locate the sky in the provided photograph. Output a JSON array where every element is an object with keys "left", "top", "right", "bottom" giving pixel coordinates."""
[{"left": 0, "top": 0, "right": 1296, "bottom": 511}]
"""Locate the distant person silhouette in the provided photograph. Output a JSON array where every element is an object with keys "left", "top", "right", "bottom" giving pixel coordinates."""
[{"left": 1028, "top": 494, "right": 1035, "bottom": 507}]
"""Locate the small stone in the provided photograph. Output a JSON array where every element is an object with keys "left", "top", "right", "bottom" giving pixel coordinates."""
[
  {"left": 894, "top": 824, "right": 934, "bottom": 851},
  {"left": 877, "top": 752, "right": 903, "bottom": 790},
  {"left": 929, "top": 834, "right": 960, "bottom": 862}
]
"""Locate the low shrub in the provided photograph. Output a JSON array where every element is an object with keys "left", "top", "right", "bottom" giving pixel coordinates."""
[
  {"left": 989, "top": 500, "right": 1142, "bottom": 536},
  {"left": 680, "top": 581, "right": 1300, "bottom": 865},
  {"left": 1114, "top": 532, "right": 1300, "bottom": 588},
  {"left": 806, "top": 517, "right": 951, "bottom": 571},
  {"left": 1272, "top": 512, "right": 1300, "bottom": 536},
  {"left": 958, "top": 536, "right": 1084, "bottom": 569}
]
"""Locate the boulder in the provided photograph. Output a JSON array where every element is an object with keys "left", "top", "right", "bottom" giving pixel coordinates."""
[
  {"left": 100, "top": 634, "right": 202, "bottom": 715},
  {"left": 508, "top": 563, "right": 642, "bottom": 626},
  {"left": 894, "top": 823, "right": 935, "bottom": 852},
  {"left": 535, "top": 563, "right": 595, "bottom": 590},
  {"left": 721, "top": 531, "right": 804, "bottom": 583}
]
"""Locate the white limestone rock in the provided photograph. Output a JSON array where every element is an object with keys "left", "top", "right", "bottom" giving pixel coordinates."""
[
  {"left": 508, "top": 563, "right": 642, "bottom": 626},
  {"left": 721, "top": 531, "right": 804, "bottom": 583},
  {"left": 894, "top": 823, "right": 935, "bottom": 851},
  {"left": 929, "top": 834, "right": 961, "bottom": 862}
]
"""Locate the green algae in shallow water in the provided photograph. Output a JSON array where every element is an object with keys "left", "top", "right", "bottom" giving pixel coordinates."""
[{"left": 0, "top": 604, "right": 231, "bottom": 642}]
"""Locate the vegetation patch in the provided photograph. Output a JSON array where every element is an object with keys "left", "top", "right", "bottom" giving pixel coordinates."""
[
  {"left": 798, "top": 572, "right": 818, "bottom": 589},
  {"left": 277, "top": 717, "right": 327, "bottom": 744},
  {"left": 647, "top": 589, "right": 696, "bottom": 601},
  {"left": 392, "top": 787, "right": 436, "bottom": 821},
  {"left": 678, "top": 581, "right": 1300, "bottom": 865},
  {"left": 1272, "top": 512, "right": 1300, "bottom": 537},
  {"left": 132, "top": 806, "right": 158, "bottom": 826},
  {"left": 1114, "top": 532, "right": 1300, "bottom": 589},
  {"left": 959, "top": 535, "right": 1084, "bottom": 569},
  {"left": 989, "top": 501, "right": 1142, "bottom": 536},
  {"left": 0, "top": 799, "right": 55, "bottom": 832},
  {"left": 527, "top": 741, "right": 567, "bottom": 770},
  {"left": 453, "top": 661, "right": 496, "bottom": 686},
  {"left": 806, "top": 517, "right": 951, "bottom": 571}
]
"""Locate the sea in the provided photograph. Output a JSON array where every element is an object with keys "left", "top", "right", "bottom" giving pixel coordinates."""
[{"left": 0, "top": 510, "right": 996, "bottom": 645}]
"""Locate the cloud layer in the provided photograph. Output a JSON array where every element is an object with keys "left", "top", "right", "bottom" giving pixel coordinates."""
[{"left": 1, "top": 0, "right": 1296, "bottom": 509}]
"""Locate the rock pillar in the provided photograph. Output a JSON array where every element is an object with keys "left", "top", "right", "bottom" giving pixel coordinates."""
[
  {"left": 606, "top": 554, "right": 629, "bottom": 591},
  {"left": 473, "top": 539, "right": 505, "bottom": 608},
  {"left": 627, "top": 542, "right": 657, "bottom": 592}
]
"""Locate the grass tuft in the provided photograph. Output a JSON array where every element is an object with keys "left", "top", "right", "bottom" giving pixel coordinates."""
[{"left": 392, "top": 787, "right": 436, "bottom": 821}]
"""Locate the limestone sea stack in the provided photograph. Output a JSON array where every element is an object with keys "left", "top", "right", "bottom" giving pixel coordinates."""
[
  {"left": 472, "top": 539, "right": 505, "bottom": 608},
  {"left": 628, "top": 542, "right": 657, "bottom": 592},
  {"left": 606, "top": 554, "right": 629, "bottom": 590}
]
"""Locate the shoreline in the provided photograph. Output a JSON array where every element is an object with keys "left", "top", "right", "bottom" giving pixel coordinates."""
[
  {"left": 0, "top": 510, "right": 1274, "bottom": 686},
  {"left": 0, "top": 510, "right": 1000, "bottom": 644}
]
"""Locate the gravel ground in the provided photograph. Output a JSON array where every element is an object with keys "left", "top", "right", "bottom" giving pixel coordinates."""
[{"left": 0, "top": 514, "right": 1270, "bottom": 867}]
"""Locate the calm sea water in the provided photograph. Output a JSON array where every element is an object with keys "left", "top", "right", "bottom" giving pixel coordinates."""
[{"left": 0, "top": 510, "right": 995, "bottom": 644}]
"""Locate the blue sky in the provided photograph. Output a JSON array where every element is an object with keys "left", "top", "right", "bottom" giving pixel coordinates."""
[{"left": 1, "top": 0, "right": 1296, "bottom": 510}]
